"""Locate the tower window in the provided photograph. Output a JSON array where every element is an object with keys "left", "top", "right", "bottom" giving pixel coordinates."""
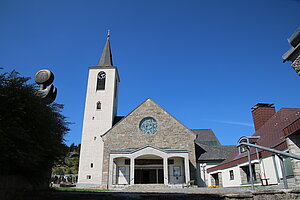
[
  {"left": 91, "top": 163, "right": 94, "bottom": 168},
  {"left": 96, "top": 71, "right": 106, "bottom": 90},
  {"left": 96, "top": 101, "right": 101, "bottom": 110},
  {"left": 87, "top": 175, "right": 91, "bottom": 179},
  {"left": 229, "top": 170, "right": 234, "bottom": 180}
]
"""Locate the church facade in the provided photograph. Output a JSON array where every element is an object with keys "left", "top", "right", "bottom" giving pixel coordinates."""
[{"left": 77, "top": 34, "right": 231, "bottom": 189}]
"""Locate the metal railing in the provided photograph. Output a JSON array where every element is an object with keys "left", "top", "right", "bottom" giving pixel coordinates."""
[{"left": 237, "top": 142, "right": 300, "bottom": 189}]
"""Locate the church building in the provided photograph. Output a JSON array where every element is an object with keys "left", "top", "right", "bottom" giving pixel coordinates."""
[{"left": 77, "top": 33, "right": 233, "bottom": 189}]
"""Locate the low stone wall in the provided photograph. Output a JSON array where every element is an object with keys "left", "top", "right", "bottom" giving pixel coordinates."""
[
  {"left": 251, "top": 189, "right": 300, "bottom": 200},
  {"left": 5, "top": 188, "right": 299, "bottom": 200},
  {"left": 222, "top": 189, "right": 300, "bottom": 199}
]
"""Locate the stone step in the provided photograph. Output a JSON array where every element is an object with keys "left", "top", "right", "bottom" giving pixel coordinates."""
[{"left": 125, "top": 184, "right": 171, "bottom": 191}]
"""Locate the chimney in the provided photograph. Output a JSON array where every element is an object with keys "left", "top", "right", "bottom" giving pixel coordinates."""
[{"left": 251, "top": 103, "right": 276, "bottom": 131}]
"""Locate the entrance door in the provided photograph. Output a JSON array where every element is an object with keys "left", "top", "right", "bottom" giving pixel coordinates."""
[{"left": 134, "top": 168, "right": 163, "bottom": 184}]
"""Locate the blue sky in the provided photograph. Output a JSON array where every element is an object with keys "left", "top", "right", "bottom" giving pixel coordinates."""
[{"left": 1, "top": 0, "right": 299, "bottom": 146}]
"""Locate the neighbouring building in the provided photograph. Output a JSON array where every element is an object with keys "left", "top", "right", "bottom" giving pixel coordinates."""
[
  {"left": 282, "top": 27, "right": 300, "bottom": 76},
  {"left": 194, "top": 129, "right": 235, "bottom": 187},
  {"left": 207, "top": 103, "right": 300, "bottom": 188},
  {"left": 77, "top": 33, "right": 234, "bottom": 189}
]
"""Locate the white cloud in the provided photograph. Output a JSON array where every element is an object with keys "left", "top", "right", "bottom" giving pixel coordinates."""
[{"left": 209, "top": 120, "right": 253, "bottom": 127}]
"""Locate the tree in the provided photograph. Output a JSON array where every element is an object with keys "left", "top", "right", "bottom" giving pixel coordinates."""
[
  {"left": 0, "top": 70, "right": 69, "bottom": 189},
  {"left": 52, "top": 143, "right": 80, "bottom": 176}
]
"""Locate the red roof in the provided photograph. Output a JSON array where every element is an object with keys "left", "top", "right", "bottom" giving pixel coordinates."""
[{"left": 208, "top": 108, "right": 300, "bottom": 173}]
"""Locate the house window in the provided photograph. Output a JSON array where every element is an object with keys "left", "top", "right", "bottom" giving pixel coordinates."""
[
  {"left": 96, "top": 101, "right": 101, "bottom": 110},
  {"left": 94, "top": 136, "right": 97, "bottom": 141},
  {"left": 96, "top": 71, "right": 106, "bottom": 90},
  {"left": 91, "top": 163, "right": 94, "bottom": 168},
  {"left": 87, "top": 175, "right": 91, "bottom": 179},
  {"left": 229, "top": 170, "right": 234, "bottom": 180}
]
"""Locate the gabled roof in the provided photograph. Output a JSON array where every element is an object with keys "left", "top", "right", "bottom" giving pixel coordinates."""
[
  {"left": 208, "top": 108, "right": 300, "bottom": 173},
  {"left": 193, "top": 129, "right": 234, "bottom": 161},
  {"left": 192, "top": 129, "right": 221, "bottom": 146},
  {"left": 102, "top": 98, "right": 195, "bottom": 137},
  {"left": 195, "top": 142, "right": 235, "bottom": 161}
]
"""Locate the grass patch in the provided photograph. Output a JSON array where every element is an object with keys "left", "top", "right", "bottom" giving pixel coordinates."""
[{"left": 51, "top": 187, "right": 110, "bottom": 192}]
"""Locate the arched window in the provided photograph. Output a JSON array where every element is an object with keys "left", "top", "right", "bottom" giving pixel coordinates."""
[
  {"left": 96, "top": 101, "right": 101, "bottom": 110},
  {"left": 96, "top": 71, "right": 106, "bottom": 90}
]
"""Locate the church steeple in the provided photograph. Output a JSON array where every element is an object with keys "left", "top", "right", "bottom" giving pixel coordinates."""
[
  {"left": 78, "top": 30, "right": 120, "bottom": 186},
  {"left": 98, "top": 30, "right": 113, "bottom": 67}
]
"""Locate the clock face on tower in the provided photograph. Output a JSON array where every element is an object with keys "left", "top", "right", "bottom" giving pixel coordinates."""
[
  {"left": 98, "top": 71, "right": 106, "bottom": 79},
  {"left": 139, "top": 117, "right": 158, "bottom": 135}
]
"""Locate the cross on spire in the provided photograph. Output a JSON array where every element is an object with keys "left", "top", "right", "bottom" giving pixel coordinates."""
[{"left": 107, "top": 29, "right": 110, "bottom": 39}]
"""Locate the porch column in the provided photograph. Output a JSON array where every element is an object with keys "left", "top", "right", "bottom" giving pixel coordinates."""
[
  {"left": 130, "top": 157, "right": 135, "bottom": 185},
  {"left": 163, "top": 157, "right": 169, "bottom": 185},
  {"left": 108, "top": 155, "right": 114, "bottom": 189},
  {"left": 184, "top": 154, "right": 190, "bottom": 183}
]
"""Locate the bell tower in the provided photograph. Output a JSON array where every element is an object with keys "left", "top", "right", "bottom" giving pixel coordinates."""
[{"left": 78, "top": 31, "right": 120, "bottom": 187}]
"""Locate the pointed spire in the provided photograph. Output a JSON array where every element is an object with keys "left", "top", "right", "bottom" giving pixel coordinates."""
[{"left": 98, "top": 30, "right": 113, "bottom": 66}]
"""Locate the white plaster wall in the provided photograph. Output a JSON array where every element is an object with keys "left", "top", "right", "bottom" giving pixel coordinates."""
[
  {"left": 260, "top": 156, "right": 279, "bottom": 185},
  {"left": 274, "top": 155, "right": 283, "bottom": 180},
  {"left": 209, "top": 157, "right": 280, "bottom": 188},
  {"left": 78, "top": 67, "right": 119, "bottom": 185},
  {"left": 221, "top": 166, "right": 241, "bottom": 187}
]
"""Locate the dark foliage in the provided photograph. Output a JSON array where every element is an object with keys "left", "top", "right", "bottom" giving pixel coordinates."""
[
  {"left": 0, "top": 70, "right": 69, "bottom": 182},
  {"left": 52, "top": 143, "right": 80, "bottom": 175}
]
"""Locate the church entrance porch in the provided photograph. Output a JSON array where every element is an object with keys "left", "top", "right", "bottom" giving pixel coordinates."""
[
  {"left": 134, "top": 168, "right": 163, "bottom": 184},
  {"left": 108, "top": 145, "right": 190, "bottom": 189},
  {"left": 134, "top": 156, "right": 164, "bottom": 184}
]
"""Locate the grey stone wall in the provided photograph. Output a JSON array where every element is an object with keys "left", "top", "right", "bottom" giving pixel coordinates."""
[
  {"left": 286, "top": 134, "right": 300, "bottom": 184},
  {"left": 254, "top": 163, "right": 260, "bottom": 181},
  {"left": 210, "top": 174, "right": 216, "bottom": 186},
  {"left": 210, "top": 172, "right": 222, "bottom": 186},
  {"left": 240, "top": 167, "right": 248, "bottom": 184},
  {"left": 101, "top": 99, "right": 197, "bottom": 188},
  {"left": 291, "top": 55, "right": 300, "bottom": 76},
  {"left": 240, "top": 164, "right": 260, "bottom": 185},
  {"left": 218, "top": 172, "right": 223, "bottom": 187}
]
